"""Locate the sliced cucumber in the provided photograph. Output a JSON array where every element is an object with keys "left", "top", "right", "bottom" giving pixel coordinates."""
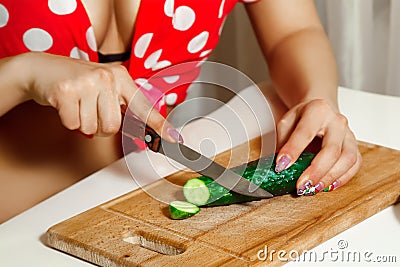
[
  {"left": 182, "top": 178, "right": 210, "bottom": 206},
  {"left": 183, "top": 152, "right": 315, "bottom": 206},
  {"left": 183, "top": 176, "right": 258, "bottom": 206},
  {"left": 169, "top": 200, "right": 200, "bottom": 220}
]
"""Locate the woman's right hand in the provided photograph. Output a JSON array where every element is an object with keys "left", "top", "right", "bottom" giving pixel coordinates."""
[{"left": 17, "top": 52, "right": 180, "bottom": 142}]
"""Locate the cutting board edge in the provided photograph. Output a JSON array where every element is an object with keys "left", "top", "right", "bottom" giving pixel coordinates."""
[{"left": 46, "top": 228, "right": 127, "bottom": 267}]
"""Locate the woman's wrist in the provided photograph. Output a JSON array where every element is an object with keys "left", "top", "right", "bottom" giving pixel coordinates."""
[
  {"left": 305, "top": 88, "right": 339, "bottom": 110},
  {"left": 274, "top": 83, "right": 339, "bottom": 112},
  {"left": 13, "top": 52, "right": 40, "bottom": 100},
  {"left": 0, "top": 53, "right": 34, "bottom": 115}
]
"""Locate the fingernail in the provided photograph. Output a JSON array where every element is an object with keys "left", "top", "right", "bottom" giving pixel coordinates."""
[
  {"left": 167, "top": 128, "right": 184, "bottom": 144},
  {"left": 314, "top": 182, "right": 324, "bottom": 194},
  {"left": 303, "top": 188, "right": 315, "bottom": 196},
  {"left": 297, "top": 180, "right": 312, "bottom": 195},
  {"left": 323, "top": 180, "right": 341, "bottom": 192},
  {"left": 275, "top": 155, "right": 291, "bottom": 173},
  {"left": 303, "top": 182, "right": 325, "bottom": 196}
]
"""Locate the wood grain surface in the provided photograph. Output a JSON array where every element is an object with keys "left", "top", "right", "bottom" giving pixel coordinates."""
[{"left": 46, "top": 138, "right": 400, "bottom": 266}]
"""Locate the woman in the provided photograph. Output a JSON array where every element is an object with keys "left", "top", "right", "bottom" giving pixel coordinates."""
[{"left": 0, "top": 0, "right": 361, "bottom": 222}]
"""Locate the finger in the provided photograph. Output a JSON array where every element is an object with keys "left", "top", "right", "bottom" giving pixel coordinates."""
[
  {"left": 147, "top": 106, "right": 183, "bottom": 143},
  {"left": 118, "top": 72, "right": 182, "bottom": 143},
  {"left": 79, "top": 92, "right": 98, "bottom": 135},
  {"left": 97, "top": 87, "right": 121, "bottom": 136},
  {"left": 275, "top": 107, "right": 326, "bottom": 172},
  {"left": 57, "top": 99, "right": 80, "bottom": 131},
  {"left": 329, "top": 150, "right": 362, "bottom": 191},
  {"left": 296, "top": 124, "right": 345, "bottom": 194},
  {"left": 131, "top": 91, "right": 182, "bottom": 144},
  {"left": 276, "top": 106, "right": 301, "bottom": 150},
  {"left": 300, "top": 132, "right": 358, "bottom": 196},
  {"left": 323, "top": 140, "right": 362, "bottom": 192},
  {"left": 315, "top": 133, "right": 359, "bottom": 190}
]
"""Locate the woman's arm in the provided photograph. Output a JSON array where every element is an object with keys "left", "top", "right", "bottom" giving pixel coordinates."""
[
  {"left": 246, "top": 0, "right": 362, "bottom": 195},
  {"left": 246, "top": 0, "right": 337, "bottom": 108},
  {"left": 0, "top": 55, "right": 30, "bottom": 116},
  {"left": 0, "top": 52, "right": 180, "bottom": 142}
]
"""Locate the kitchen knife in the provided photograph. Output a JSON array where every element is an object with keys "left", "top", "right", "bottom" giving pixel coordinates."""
[{"left": 122, "top": 113, "right": 273, "bottom": 198}]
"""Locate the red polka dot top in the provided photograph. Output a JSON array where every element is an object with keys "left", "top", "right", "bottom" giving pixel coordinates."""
[{"left": 0, "top": 0, "right": 259, "bottom": 116}]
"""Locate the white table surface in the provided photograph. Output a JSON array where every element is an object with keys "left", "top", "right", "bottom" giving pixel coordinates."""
[{"left": 1, "top": 87, "right": 399, "bottom": 266}]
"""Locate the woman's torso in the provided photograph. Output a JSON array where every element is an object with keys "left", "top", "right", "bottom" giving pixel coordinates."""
[{"left": 0, "top": 0, "right": 249, "bottom": 221}]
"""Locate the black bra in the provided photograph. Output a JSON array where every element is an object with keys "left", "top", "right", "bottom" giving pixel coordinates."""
[{"left": 98, "top": 50, "right": 131, "bottom": 63}]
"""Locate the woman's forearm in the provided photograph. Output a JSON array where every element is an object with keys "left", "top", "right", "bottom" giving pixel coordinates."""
[
  {"left": 0, "top": 54, "right": 30, "bottom": 116},
  {"left": 246, "top": 0, "right": 338, "bottom": 110},
  {"left": 266, "top": 27, "right": 339, "bottom": 109}
]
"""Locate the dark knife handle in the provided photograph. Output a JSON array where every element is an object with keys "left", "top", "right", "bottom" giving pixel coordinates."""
[
  {"left": 120, "top": 109, "right": 162, "bottom": 153},
  {"left": 144, "top": 126, "right": 162, "bottom": 152}
]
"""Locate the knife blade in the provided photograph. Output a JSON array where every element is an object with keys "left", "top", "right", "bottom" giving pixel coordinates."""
[{"left": 121, "top": 114, "right": 273, "bottom": 198}]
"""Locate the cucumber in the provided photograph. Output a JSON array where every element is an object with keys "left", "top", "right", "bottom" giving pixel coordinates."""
[
  {"left": 183, "top": 176, "right": 259, "bottom": 206},
  {"left": 169, "top": 200, "right": 200, "bottom": 219},
  {"left": 183, "top": 152, "right": 315, "bottom": 206}
]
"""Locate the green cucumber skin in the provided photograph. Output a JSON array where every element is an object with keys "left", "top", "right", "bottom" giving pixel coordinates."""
[
  {"left": 185, "top": 152, "right": 315, "bottom": 206},
  {"left": 169, "top": 201, "right": 200, "bottom": 220},
  {"left": 192, "top": 176, "right": 259, "bottom": 206},
  {"left": 170, "top": 207, "right": 195, "bottom": 220}
]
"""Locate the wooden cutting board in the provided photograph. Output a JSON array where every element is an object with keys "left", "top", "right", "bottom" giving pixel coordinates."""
[{"left": 46, "top": 139, "right": 400, "bottom": 266}]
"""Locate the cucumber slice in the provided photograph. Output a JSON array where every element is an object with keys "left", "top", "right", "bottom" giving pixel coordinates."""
[
  {"left": 182, "top": 178, "right": 210, "bottom": 206},
  {"left": 183, "top": 152, "right": 315, "bottom": 206},
  {"left": 169, "top": 201, "right": 200, "bottom": 220}
]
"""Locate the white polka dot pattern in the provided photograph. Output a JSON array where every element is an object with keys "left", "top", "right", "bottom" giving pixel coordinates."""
[
  {"left": 134, "top": 33, "right": 153, "bottom": 58},
  {"left": 163, "top": 75, "right": 180, "bottom": 84},
  {"left": 23, "top": 28, "right": 53, "bottom": 52},
  {"left": 164, "top": 0, "right": 174, "bottom": 17},
  {"left": 144, "top": 49, "right": 172, "bottom": 71},
  {"left": 165, "top": 93, "right": 178, "bottom": 105},
  {"left": 200, "top": 49, "right": 212, "bottom": 57},
  {"left": 135, "top": 78, "right": 153, "bottom": 90},
  {"left": 172, "top": 6, "right": 195, "bottom": 31},
  {"left": 158, "top": 96, "right": 166, "bottom": 109},
  {"left": 48, "top": 0, "right": 77, "bottom": 15},
  {"left": 70, "top": 47, "right": 89, "bottom": 61},
  {"left": 196, "top": 57, "right": 208, "bottom": 67},
  {"left": 0, "top": 4, "right": 9, "bottom": 28},
  {"left": 219, "top": 17, "right": 227, "bottom": 36},
  {"left": 86, "top": 26, "right": 97, "bottom": 51},
  {"left": 187, "top": 31, "right": 209, "bottom": 53},
  {"left": 153, "top": 60, "right": 171, "bottom": 71},
  {"left": 218, "top": 0, "right": 226, "bottom": 19},
  {"left": 144, "top": 49, "right": 163, "bottom": 69}
]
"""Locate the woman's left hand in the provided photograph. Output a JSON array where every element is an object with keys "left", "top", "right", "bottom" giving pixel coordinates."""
[{"left": 274, "top": 98, "right": 362, "bottom": 195}]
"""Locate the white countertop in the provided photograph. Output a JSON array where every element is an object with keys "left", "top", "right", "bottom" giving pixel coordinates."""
[{"left": 1, "top": 87, "right": 399, "bottom": 266}]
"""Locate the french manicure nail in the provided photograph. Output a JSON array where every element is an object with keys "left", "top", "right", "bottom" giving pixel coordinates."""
[
  {"left": 297, "top": 180, "right": 312, "bottom": 195},
  {"left": 167, "top": 128, "right": 184, "bottom": 144},
  {"left": 275, "top": 155, "right": 291, "bottom": 173}
]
